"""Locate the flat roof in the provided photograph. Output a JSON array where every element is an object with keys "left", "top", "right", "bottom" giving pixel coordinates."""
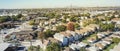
[{"left": 0, "top": 43, "right": 11, "bottom": 51}]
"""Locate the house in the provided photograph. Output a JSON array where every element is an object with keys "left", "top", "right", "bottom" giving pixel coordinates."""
[
  {"left": 87, "top": 46, "right": 99, "bottom": 51},
  {"left": 97, "top": 32, "right": 106, "bottom": 38},
  {"left": 102, "top": 40, "right": 112, "bottom": 45},
  {"left": 4, "top": 30, "right": 34, "bottom": 41},
  {"left": 80, "top": 16, "right": 88, "bottom": 20},
  {"left": 110, "top": 32, "right": 120, "bottom": 38},
  {"left": 77, "top": 42, "right": 87, "bottom": 48},
  {"left": 102, "top": 21, "right": 112, "bottom": 24},
  {"left": 75, "top": 24, "right": 99, "bottom": 37},
  {"left": 0, "top": 43, "right": 12, "bottom": 51},
  {"left": 60, "top": 31, "right": 74, "bottom": 43},
  {"left": 54, "top": 33, "right": 68, "bottom": 46},
  {"left": 103, "top": 37, "right": 112, "bottom": 41},
  {"left": 114, "top": 14, "right": 119, "bottom": 18},
  {"left": 78, "top": 28, "right": 90, "bottom": 36},
  {"left": 68, "top": 31, "right": 82, "bottom": 41},
  {"left": 69, "top": 42, "right": 87, "bottom": 50},
  {"left": 110, "top": 34, "right": 120, "bottom": 38},
  {"left": 111, "top": 18, "right": 120, "bottom": 24},
  {"left": 47, "top": 37, "right": 62, "bottom": 46},
  {"left": 69, "top": 43, "right": 77, "bottom": 50},
  {"left": 64, "top": 47, "right": 74, "bottom": 51},
  {"left": 95, "top": 43, "right": 105, "bottom": 50},
  {"left": 0, "top": 21, "right": 15, "bottom": 29},
  {"left": 88, "top": 37, "right": 98, "bottom": 43},
  {"left": 0, "top": 43, "right": 27, "bottom": 51},
  {"left": 85, "top": 24, "right": 99, "bottom": 32},
  {"left": 99, "top": 41, "right": 108, "bottom": 47},
  {"left": 97, "top": 32, "right": 111, "bottom": 38}
]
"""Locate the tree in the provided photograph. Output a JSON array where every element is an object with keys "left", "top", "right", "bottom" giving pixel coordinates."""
[
  {"left": 17, "top": 14, "right": 23, "bottom": 18},
  {"left": 64, "top": 15, "right": 69, "bottom": 19},
  {"left": 46, "top": 13, "right": 55, "bottom": 19},
  {"left": 38, "top": 29, "right": 56, "bottom": 39},
  {"left": 62, "top": 19, "right": 66, "bottom": 23},
  {"left": 0, "top": 16, "right": 6, "bottom": 23},
  {"left": 46, "top": 43, "right": 61, "bottom": 51},
  {"left": 67, "top": 22, "right": 75, "bottom": 31},
  {"left": 28, "top": 46, "right": 43, "bottom": 51},
  {"left": 29, "top": 20, "right": 35, "bottom": 25},
  {"left": 0, "top": 16, "right": 11, "bottom": 23},
  {"left": 112, "top": 38, "right": 120, "bottom": 44},
  {"left": 93, "top": 18, "right": 100, "bottom": 24},
  {"left": 74, "top": 23, "right": 80, "bottom": 30},
  {"left": 105, "top": 17, "right": 112, "bottom": 21},
  {"left": 80, "top": 47, "right": 86, "bottom": 51},
  {"left": 11, "top": 15, "right": 19, "bottom": 21},
  {"left": 55, "top": 14, "right": 61, "bottom": 19},
  {"left": 70, "top": 17, "right": 76, "bottom": 22},
  {"left": 44, "top": 29, "right": 56, "bottom": 38},
  {"left": 100, "top": 23, "right": 115, "bottom": 31},
  {"left": 56, "top": 25, "right": 66, "bottom": 32}
]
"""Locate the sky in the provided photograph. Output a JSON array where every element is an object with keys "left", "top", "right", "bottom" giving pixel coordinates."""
[{"left": 0, "top": 0, "right": 120, "bottom": 9}]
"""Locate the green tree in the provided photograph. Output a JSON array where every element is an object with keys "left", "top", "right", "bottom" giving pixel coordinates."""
[
  {"left": 0, "top": 16, "right": 11, "bottom": 23},
  {"left": 38, "top": 29, "right": 56, "bottom": 39},
  {"left": 29, "top": 20, "right": 35, "bottom": 25},
  {"left": 62, "top": 19, "right": 66, "bottom": 23},
  {"left": 55, "top": 14, "right": 61, "bottom": 19},
  {"left": 46, "top": 43, "right": 61, "bottom": 51},
  {"left": 64, "top": 15, "right": 69, "bottom": 19},
  {"left": 11, "top": 15, "right": 19, "bottom": 21},
  {"left": 74, "top": 23, "right": 80, "bottom": 29},
  {"left": 70, "top": 17, "right": 76, "bottom": 22},
  {"left": 105, "top": 17, "right": 112, "bottom": 21},
  {"left": 46, "top": 13, "right": 55, "bottom": 19},
  {"left": 17, "top": 14, "right": 23, "bottom": 18},
  {"left": 100, "top": 23, "right": 115, "bottom": 31},
  {"left": 80, "top": 47, "right": 86, "bottom": 51},
  {"left": 44, "top": 29, "right": 56, "bottom": 39},
  {"left": 112, "top": 38, "right": 120, "bottom": 44},
  {"left": 56, "top": 25, "right": 66, "bottom": 32}
]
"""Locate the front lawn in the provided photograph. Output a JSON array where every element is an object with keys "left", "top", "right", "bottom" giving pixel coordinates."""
[
  {"left": 81, "top": 33, "right": 97, "bottom": 43},
  {"left": 103, "top": 37, "right": 120, "bottom": 51}
]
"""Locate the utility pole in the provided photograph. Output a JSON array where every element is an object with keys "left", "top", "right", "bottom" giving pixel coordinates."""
[{"left": 29, "top": 33, "right": 33, "bottom": 51}]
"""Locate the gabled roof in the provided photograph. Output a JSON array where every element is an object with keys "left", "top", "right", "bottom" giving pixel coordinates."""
[
  {"left": 48, "top": 37, "right": 59, "bottom": 43},
  {"left": 60, "top": 31, "right": 72, "bottom": 37}
]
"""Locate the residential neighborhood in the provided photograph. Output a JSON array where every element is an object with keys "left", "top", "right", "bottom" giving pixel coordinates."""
[{"left": 0, "top": 0, "right": 120, "bottom": 51}]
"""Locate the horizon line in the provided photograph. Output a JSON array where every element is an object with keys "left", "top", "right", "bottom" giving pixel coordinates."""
[{"left": 0, "top": 6, "right": 120, "bottom": 9}]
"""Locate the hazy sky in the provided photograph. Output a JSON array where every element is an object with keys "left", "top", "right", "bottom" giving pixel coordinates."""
[{"left": 0, "top": 0, "right": 120, "bottom": 9}]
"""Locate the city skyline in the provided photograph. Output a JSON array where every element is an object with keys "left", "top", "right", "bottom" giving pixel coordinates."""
[{"left": 0, "top": 0, "right": 120, "bottom": 9}]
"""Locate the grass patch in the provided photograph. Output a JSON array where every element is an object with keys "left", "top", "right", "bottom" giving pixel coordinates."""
[
  {"left": 81, "top": 33, "right": 97, "bottom": 43},
  {"left": 103, "top": 43, "right": 116, "bottom": 51},
  {"left": 103, "top": 38, "right": 120, "bottom": 51}
]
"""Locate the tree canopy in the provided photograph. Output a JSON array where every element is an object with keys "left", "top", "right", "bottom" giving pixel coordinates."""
[
  {"left": 38, "top": 29, "right": 56, "bottom": 39},
  {"left": 46, "top": 43, "right": 61, "bottom": 51},
  {"left": 56, "top": 25, "right": 66, "bottom": 32},
  {"left": 67, "top": 22, "right": 75, "bottom": 31},
  {"left": 99, "top": 23, "right": 115, "bottom": 31}
]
